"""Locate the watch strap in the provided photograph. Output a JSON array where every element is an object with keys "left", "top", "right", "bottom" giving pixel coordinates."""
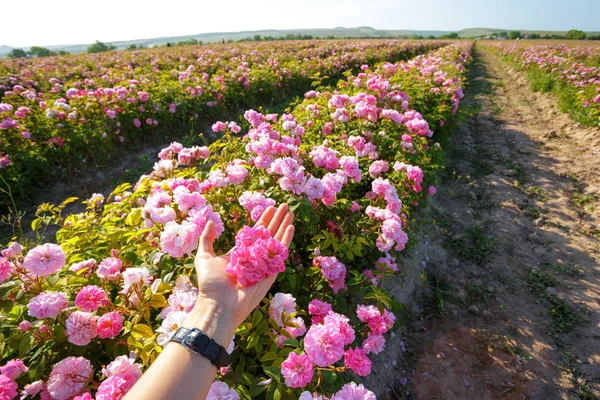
[{"left": 170, "top": 327, "right": 230, "bottom": 368}]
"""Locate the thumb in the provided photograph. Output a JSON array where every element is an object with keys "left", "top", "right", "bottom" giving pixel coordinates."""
[{"left": 197, "top": 220, "right": 216, "bottom": 257}]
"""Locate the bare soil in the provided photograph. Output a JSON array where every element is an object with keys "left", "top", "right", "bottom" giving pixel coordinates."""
[{"left": 366, "top": 43, "right": 600, "bottom": 399}]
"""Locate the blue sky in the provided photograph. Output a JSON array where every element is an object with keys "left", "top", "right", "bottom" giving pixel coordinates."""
[{"left": 1, "top": 0, "right": 598, "bottom": 47}]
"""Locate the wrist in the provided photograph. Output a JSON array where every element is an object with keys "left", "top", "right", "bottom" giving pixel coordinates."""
[{"left": 183, "top": 299, "right": 237, "bottom": 348}]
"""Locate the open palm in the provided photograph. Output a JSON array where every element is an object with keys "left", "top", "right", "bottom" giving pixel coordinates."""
[{"left": 193, "top": 204, "right": 295, "bottom": 327}]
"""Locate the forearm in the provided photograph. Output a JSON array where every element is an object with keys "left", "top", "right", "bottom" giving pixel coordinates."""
[{"left": 124, "top": 302, "right": 236, "bottom": 400}]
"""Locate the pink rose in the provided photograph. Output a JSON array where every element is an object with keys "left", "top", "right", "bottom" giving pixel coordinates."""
[
  {"left": 206, "top": 381, "right": 239, "bottom": 400},
  {"left": 0, "top": 359, "right": 28, "bottom": 380},
  {"left": 97, "top": 312, "right": 124, "bottom": 339},
  {"left": 22, "top": 243, "right": 66, "bottom": 276},
  {"left": 46, "top": 357, "right": 93, "bottom": 400},
  {"left": 0, "top": 376, "right": 17, "bottom": 400},
  {"left": 280, "top": 352, "right": 314, "bottom": 388},
  {"left": 28, "top": 291, "right": 68, "bottom": 319},
  {"left": 66, "top": 312, "right": 98, "bottom": 346},
  {"left": 343, "top": 347, "right": 371, "bottom": 376},
  {"left": 75, "top": 285, "right": 110, "bottom": 312}
]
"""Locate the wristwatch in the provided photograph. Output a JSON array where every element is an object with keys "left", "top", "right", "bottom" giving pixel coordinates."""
[{"left": 170, "top": 327, "right": 230, "bottom": 367}]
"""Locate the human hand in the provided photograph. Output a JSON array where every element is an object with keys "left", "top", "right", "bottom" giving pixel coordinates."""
[{"left": 184, "top": 204, "right": 295, "bottom": 345}]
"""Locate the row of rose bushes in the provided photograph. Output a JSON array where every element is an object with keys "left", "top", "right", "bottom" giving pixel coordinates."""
[
  {"left": 486, "top": 42, "right": 600, "bottom": 127},
  {"left": 0, "top": 41, "right": 472, "bottom": 399},
  {"left": 0, "top": 40, "right": 444, "bottom": 209}
]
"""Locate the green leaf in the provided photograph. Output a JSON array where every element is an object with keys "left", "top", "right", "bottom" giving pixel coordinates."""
[
  {"left": 241, "top": 372, "right": 253, "bottom": 385},
  {"left": 61, "top": 197, "right": 79, "bottom": 206},
  {"left": 263, "top": 365, "right": 281, "bottom": 380},
  {"left": 145, "top": 294, "right": 168, "bottom": 309},
  {"left": 19, "top": 333, "right": 34, "bottom": 356},
  {"left": 251, "top": 309, "right": 263, "bottom": 327},
  {"left": 8, "top": 305, "right": 23, "bottom": 320},
  {"left": 249, "top": 385, "right": 267, "bottom": 397},
  {"left": 67, "top": 276, "right": 89, "bottom": 286},
  {"left": 247, "top": 332, "right": 260, "bottom": 349},
  {"left": 46, "top": 274, "right": 59, "bottom": 287},
  {"left": 286, "top": 273, "right": 296, "bottom": 289},
  {"left": 31, "top": 218, "right": 42, "bottom": 232},
  {"left": 54, "top": 325, "right": 66, "bottom": 341},
  {"left": 132, "top": 324, "right": 154, "bottom": 339},
  {"left": 273, "top": 383, "right": 282, "bottom": 400},
  {"left": 260, "top": 351, "right": 279, "bottom": 362},
  {"left": 282, "top": 338, "right": 299, "bottom": 347}
]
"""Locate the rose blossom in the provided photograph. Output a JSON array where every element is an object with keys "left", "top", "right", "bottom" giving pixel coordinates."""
[
  {"left": 28, "top": 291, "right": 68, "bottom": 319},
  {"left": 66, "top": 312, "right": 98, "bottom": 346},
  {"left": 269, "top": 293, "right": 297, "bottom": 326},
  {"left": 102, "top": 355, "right": 142, "bottom": 379},
  {"left": 46, "top": 357, "right": 93, "bottom": 400},
  {"left": 160, "top": 221, "right": 200, "bottom": 258},
  {"left": 96, "top": 257, "right": 122, "bottom": 280},
  {"left": 97, "top": 312, "right": 124, "bottom": 339},
  {"left": 206, "top": 381, "right": 239, "bottom": 400},
  {"left": 280, "top": 352, "right": 314, "bottom": 388},
  {"left": 96, "top": 372, "right": 139, "bottom": 400},
  {"left": 308, "top": 299, "right": 332, "bottom": 325},
  {"left": 75, "top": 285, "right": 110, "bottom": 311},
  {"left": 362, "top": 333, "right": 386, "bottom": 355},
  {"left": 20, "top": 380, "right": 43, "bottom": 399},
  {"left": 304, "top": 323, "right": 344, "bottom": 367},
  {"left": 22, "top": 243, "right": 66, "bottom": 276},
  {"left": 343, "top": 347, "right": 371, "bottom": 376},
  {"left": 0, "top": 257, "right": 13, "bottom": 283},
  {"left": 0, "top": 359, "right": 28, "bottom": 380},
  {"left": 225, "top": 226, "right": 287, "bottom": 287},
  {"left": 332, "top": 382, "right": 376, "bottom": 400},
  {"left": 0, "top": 376, "right": 17, "bottom": 400},
  {"left": 1, "top": 242, "right": 22, "bottom": 258}
]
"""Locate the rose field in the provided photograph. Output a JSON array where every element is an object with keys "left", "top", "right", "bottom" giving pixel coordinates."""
[
  {"left": 1, "top": 34, "right": 599, "bottom": 399},
  {"left": 0, "top": 40, "right": 442, "bottom": 211},
  {"left": 486, "top": 40, "right": 600, "bottom": 127},
  {"left": 0, "top": 38, "right": 473, "bottom": 399}
]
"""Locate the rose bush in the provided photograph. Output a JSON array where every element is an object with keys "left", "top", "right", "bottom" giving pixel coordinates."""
[
  {"left": 0, "top": 42, "right": 472, "bottom": 399},
  {"left": 0, "top": 40, "right": 443, "bottom": 210}
]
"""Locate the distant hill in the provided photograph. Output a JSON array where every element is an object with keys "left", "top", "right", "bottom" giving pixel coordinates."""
[
  {"left": 457, "top": 27, "right": 600, "bottom": 38},
  {"left": 0, "top": 45, "right": 14, "bottom": 54},
  {"left": 1, "top": 27, "right": 599, "bottom": 57}
]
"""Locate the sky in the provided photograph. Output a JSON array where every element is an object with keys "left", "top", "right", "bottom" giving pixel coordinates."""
[{"left": 1, "top": 0, "right": 598, "bottom": 47}]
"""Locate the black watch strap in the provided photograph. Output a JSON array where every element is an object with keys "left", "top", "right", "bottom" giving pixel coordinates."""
[{"left": 170, "top": 327, "right": 230, "bottom": 368}]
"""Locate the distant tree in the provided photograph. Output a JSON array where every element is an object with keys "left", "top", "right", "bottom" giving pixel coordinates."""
[
  {"left": 28, "top": 46, "right": 53, "bottom": 57},
  {"left": 508, "top": 31, "right": 522, "bottom": 40},
  {"left": 253, "top": 34, "right": 262, "bottom": 41},
  {"left": 529, "top": 33, "right": 541, "bottom": 39},
  {"left": 57, "top": 50, "right": 70, "bottom": 55},
  {"left": 498, "top": 31, "right": 508, "bottom": 38},
  {"left": 566, "top": 30, "right": 586, "bottom": 40},
  {"left": 440, "top": 32, "right": 459, "bottom": 39},
  {"left": 87, "top": 40, "right": 116, "bottom": 53},
  {"left": 412, "top": 35, "right": 424, "bottom": 39},
  {"left": 127, "top": 44, "right": 139, "bottom": 50},
  {"left": 7, "top": 48, "right": 27, "bottom": 58},
  {"left": 427, "top": 35, "right": 436, "bottom": 39}
]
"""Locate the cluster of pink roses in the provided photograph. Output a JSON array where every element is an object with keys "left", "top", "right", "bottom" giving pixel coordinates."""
[{"left": 225, "top": 226, "right": 288, "bottom": 287}]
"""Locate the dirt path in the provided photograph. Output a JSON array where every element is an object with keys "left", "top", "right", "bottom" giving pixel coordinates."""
[{"left": 393, "top": 43, "right": 599, "bottom": 399}]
